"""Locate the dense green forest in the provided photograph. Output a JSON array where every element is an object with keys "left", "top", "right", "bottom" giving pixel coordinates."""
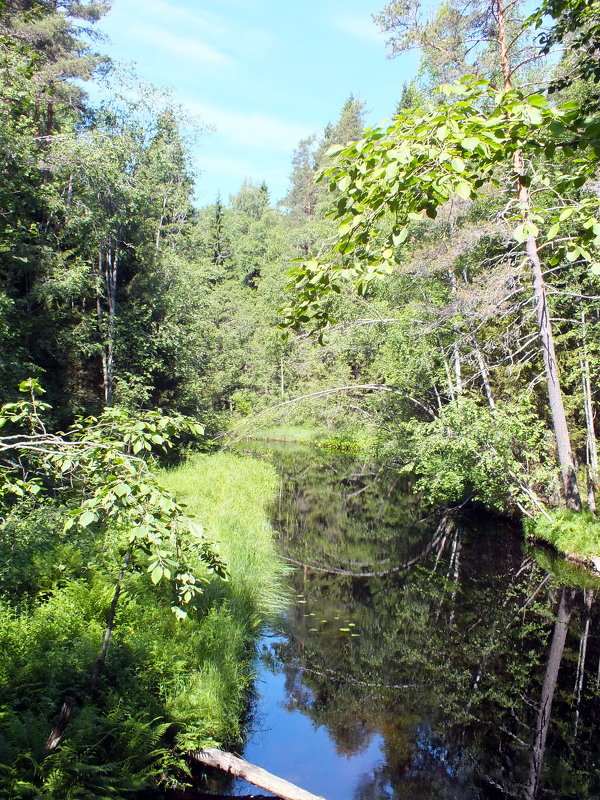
[{"left": 0, "top": 0, "right": 599, "bottom": 795}]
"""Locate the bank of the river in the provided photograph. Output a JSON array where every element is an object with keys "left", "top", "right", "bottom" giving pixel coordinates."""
[
  {"left": 156, "top": 450, "right": 287, "bottom": 746},
  {"left": 229, "top": 425, "right": 373, "bottom": 453},
  {"left": 528, "top": 509, "right": 600, "bottom": 573},
  {"left": 0, "top": 451, "right": 283, "bottom": 798}
]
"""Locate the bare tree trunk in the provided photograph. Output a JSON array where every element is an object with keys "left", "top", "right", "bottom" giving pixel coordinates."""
[
  {"left": 524, "top": 587, "right": 574, "bottom": 800},
  {"left": 448, "top": 270, "right": 462, "bottom": 403},
  {"left": 474, "top": 340, "right": 496, "bottom": 410},
  {"left": 96, "top": 249, "right": 109, "bottom": 400},
  {"left": 574, "top": 589, "right": 594, "bottom": 733},
  {"left": 105, "top": 242, "right": 119, "bottom": 406},
  {"left": 496, "top": 0, "right": 582, "bottom": 511},
  {"left": 96, "top": 238, "right": 121, "bottom": 406},
  {"left": 581, "top": 311, "right": 598, "bottom": 511},
  {"left": 92, "top": 551, "right": 130, "bottom": 690},
  {"left": 454, "top": 343, "right": 462, "bottom": 403},
  {"left": 189, "top": 748, "right": 325, "bottom": 800},
  {"left": 526, "top": 233, "right": 581, "bottom": 509}
]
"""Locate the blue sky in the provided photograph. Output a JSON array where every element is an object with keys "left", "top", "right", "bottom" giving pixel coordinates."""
[{"left": 96, "top": 0, "right": 419, "bottom": 206}]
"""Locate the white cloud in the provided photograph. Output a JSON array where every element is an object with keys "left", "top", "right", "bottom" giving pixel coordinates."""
[
  {"left": 185, "top": 101, "right": 315, "bottom": 153},
  {"left": 130, "top": 26, "right": 233, "bottom": 67},
  {"left": 112, "top": 0, "right": 272, "bottom": 59},
  {"left": 331, "top": 14, "right": 384, "bottom": 43}
]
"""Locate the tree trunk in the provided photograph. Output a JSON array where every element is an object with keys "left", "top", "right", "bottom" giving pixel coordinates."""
[
  {"left": 189, "top": 748, "right": 326, "bottom": 800},
  {"left": 45, "top": 552, "right": 130, "bottom": 753},
  {"left": 92, "top": 551, "right": 130, "bottom": 690},
  {"left": 581, "top": 311, "right": 598, "bottom": 511},
  {"left": 526, "top": 233, "right": 581, "bottom": 510},
  {"left": 524, "top": 587, "right": 574, "bottom": 800},
  {"left": 473, "top": 339, "right": 496, "bottom": 410},
  {"left": 574, "top": 589, "right": 593, "bottom": 733},
  {"left": 496, "top": 0, "right": 582, "bottom": 511},
  {"left": 96, "top": 238, "right": 120, "bottom": 406}
]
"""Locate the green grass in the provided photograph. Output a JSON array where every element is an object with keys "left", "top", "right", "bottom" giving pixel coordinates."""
[
  {"left": 528, "top": 509, "right": 600, "bottom": 563},
  {"left": 0, "top": 451, "right": 286, "bottom": 797},
  {"left": 160, "top": 450, "right": 288, "bottom": 621},
  {"left": 530, "top": 545, "right": 600, "bottom": 590},
  {"left": 235, "top": 425, "right": 324, "bottom": 442}
]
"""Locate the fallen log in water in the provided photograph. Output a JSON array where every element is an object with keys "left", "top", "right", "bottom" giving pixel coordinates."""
[{"left": 189, "top": 748, "right": 326, "bottom": 800}]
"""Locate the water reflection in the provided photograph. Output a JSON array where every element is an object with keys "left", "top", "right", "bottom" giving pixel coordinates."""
[{"left": 221, "top": 445, "right": 600, "bottom": 800}]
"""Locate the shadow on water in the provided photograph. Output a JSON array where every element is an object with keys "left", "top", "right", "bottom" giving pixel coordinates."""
[{"left": 197, "top": 443, "right": 600, "bottom": 800}]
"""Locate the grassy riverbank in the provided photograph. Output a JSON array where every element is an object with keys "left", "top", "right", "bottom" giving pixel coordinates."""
[
  {"left": 0, "top": 451, "right": 283, "bottom": 798},
  {"left": 232, "top": 424, "right": 373, "bottom": 452},
  {"left": 528, "top": 509, "right": 600, "bottom": 571}
]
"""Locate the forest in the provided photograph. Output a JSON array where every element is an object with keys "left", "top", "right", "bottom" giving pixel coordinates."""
[{"left": 0, "top": 0, "right": 599, "bottom": 796}]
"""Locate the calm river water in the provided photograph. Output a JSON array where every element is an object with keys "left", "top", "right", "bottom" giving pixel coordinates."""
[{"left": 201, "top": 444, "right": 600, "bottom": 800}]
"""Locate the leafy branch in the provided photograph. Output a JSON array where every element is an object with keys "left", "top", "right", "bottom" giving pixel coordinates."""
[{"left": 0, "top": 380, "right": 227, "bottom": 617}]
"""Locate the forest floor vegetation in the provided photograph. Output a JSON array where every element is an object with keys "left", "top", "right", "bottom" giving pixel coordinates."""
[{"left": 0, "top": 452, "right": 284, "bottom": 798}]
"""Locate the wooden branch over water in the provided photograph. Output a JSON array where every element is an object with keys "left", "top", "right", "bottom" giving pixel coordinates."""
[
  {"left": 189, "top": 748, "right": 326, "bottom": 800},
  {"left": 283, "top": 517, "right": 454, "bottom": 578}
]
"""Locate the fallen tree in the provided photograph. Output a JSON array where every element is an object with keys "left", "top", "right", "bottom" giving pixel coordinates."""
[{"left": 189, "top": 748, "right": 326, "bottom": 800}]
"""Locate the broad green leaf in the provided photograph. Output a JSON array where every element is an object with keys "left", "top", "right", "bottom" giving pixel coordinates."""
[
  {"left": 559, "top": 207, "right": 575, "bottom": 222},
  {"left": 150, "top": 565, "right": 164, "bottom": 584},
  {"left": 461, "top": 137, "right": 480, "bottom": 151},
  {"left": 79, "top": 510, "right": 98, "bottom": 527},
  {"left": 547, "top": 222, "right": 560, "bottom": 239}
]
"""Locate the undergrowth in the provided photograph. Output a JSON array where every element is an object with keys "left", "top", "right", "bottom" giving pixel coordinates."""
[{"left": 0, "top": 452, "right": 284, "bottom": 798}]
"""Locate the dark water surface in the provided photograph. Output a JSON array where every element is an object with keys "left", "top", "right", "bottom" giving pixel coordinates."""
[{"left": 204, "top": 444, "right": 600, "bottom": 800}]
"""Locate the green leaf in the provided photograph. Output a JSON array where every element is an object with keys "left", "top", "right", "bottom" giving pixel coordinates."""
[
  {"left": 150, "top": 565, "right": 164, "bottom": 584},
  {"left": 559, "top": 207, "right": 575, "bottom": 222},
  {"left": 513, "top": 224, "right": 527, "bottom": 243},
  {"left": 461, "top": 137, "right": 480, "bottom": 152},
  {"left": 392, "top": 228, "right": 409, "bottom": 246},
  {"left": 455, "top": 181, "right": 471, "bottom": 200},
  {"left": 79, "top": 510, "right": 98, "bottom": 528}
]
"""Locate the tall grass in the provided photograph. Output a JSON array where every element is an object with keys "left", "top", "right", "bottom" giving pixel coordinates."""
[
  {"left": 529, "top": 509, "right": 600, "bottom": 562},
  {"left": 0, "top": 451, "right": 286, "bottom": 797},
  {"left": 160, "top": 450, "right": 288, "bottom": 622}
]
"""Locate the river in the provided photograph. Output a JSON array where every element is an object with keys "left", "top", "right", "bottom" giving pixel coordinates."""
[{"left": 199, "top": 443, "right": 600, "bottom": 800}]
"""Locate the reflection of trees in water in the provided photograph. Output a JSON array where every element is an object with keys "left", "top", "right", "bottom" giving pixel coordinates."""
[{"left": 258, "top": 447, "right": 600, "bottom": 799}]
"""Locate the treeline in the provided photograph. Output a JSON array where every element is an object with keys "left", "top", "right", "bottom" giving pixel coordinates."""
[{"left": 1, "top": 0, "right": 599, "bottom": 516}]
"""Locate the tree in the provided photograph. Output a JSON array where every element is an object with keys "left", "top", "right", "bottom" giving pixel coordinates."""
[
  {"left": 283, "top": 0, "right": 600, "bottom": 512},
  {"left": 0, "top": 0, "right": 110, "bottom": 135}
]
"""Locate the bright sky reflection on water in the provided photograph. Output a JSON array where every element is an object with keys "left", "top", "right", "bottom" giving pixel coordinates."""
[{"left": 231, "top": 634, "right": 386, "bottom": 799}]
